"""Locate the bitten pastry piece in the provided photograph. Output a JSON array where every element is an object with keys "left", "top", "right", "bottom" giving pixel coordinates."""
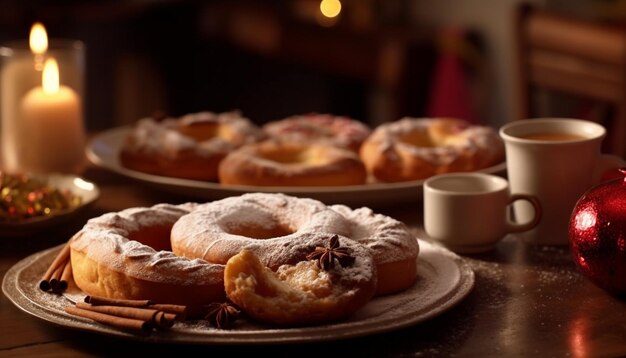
[
  {"left": 359, "top": 117, "right": 505, "bottom": 182},
  {"left": 119, "top": 111, "right": 265, "bottom": 181},
  {"left": 262, "top": 113, "right": 371, "bottom": 151},
  {"left": 224, "top": 237, "right": 377, "bottom": 326},
  {"left": 218, "top": 140, "right": 367, "bottom": 186},
  {"left": 171, "top": 193, "right": 419, "bottom": 296}
]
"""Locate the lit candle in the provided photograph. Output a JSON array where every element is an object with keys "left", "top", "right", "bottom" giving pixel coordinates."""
[
  {"left": 20, "top": 58, "right": 85, "bottom": 173},
  {"left": 0, "top": 23, "right": 47, "bottom": 172},
  {"left": 30, "top": 22, "right": 48, "bottom": 71}
]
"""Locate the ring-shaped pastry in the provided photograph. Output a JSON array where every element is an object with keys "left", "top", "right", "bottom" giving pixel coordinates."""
[
  {"left": 70, "top": 203, "right": 226, "bottom": 306},
  {"left": 359, "top": 117, "right": 504, "bottom": 182},
  {"left": 218, "top": 141, "right": 367, "bottom": 186}
]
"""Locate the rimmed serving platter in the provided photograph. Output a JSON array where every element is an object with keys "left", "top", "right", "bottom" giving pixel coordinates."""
[{"left": 3, "top": 239, "right": 474, "bottom": 344}]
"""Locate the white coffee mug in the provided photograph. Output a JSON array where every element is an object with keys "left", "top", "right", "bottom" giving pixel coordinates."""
[
  {"left": 423, "top": 173, "right": 542, "bottom": 253},
  {"left": 499, "top": 118, "right": 625, "bottom": 246}
]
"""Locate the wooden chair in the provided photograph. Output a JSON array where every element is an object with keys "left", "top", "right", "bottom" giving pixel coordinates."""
[{"left": 515, "top": 5, "right": 626, "bottom": 157}]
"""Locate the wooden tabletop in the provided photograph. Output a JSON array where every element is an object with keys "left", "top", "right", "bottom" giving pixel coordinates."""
[{"left": 2, "top": 165, "right": 626, "bottom": 357}]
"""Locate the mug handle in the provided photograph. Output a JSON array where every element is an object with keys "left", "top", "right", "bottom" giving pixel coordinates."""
[
  {"left": 593, "top": 154, "right": 626, "bottom": 184},
  {"left": 506, "top": 194, "right": 542, "bottom": 233}
]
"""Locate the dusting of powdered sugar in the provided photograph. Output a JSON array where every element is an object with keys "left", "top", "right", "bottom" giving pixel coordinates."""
[
  {"left": 330, "top": 204, "right": 419, "bottom": 264},
  {"left": 262, "top": 113, "right": 371, "bottom": 150},
  {"left": 8, "top": 239, "right": 471, "bottom": 342},
  {"left": 171, "top": 193, "right": 354, "bottom": 269},
  {"left": 220, "top": 141, "right": 367, "bottom": 188},
  {"left": 365, "top": 117, "right": 504, "bottom": 169},
  {"left": 178, "top": 111, "right": 265, "bottom": 143},
  {"left": 121, "top": 111, "right": 264, "bottom": 160},
  {"left": 70, "top": 203, "right": 224, "bottom": 285}
]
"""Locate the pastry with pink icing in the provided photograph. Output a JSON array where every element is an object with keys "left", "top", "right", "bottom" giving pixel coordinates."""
[
  {"left": 119, "top": 111, "right": 265, "bottom": 181},
  {"left": 262, "top": 113, "right": 371, "bottom": 152}
]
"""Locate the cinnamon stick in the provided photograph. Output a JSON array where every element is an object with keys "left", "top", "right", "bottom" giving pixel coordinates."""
[
  {"left": 39, "top": 243, "right": 70, "bottom": 291},
  {"left": 74, "top": 302, "right": 175, "bottom": 329},
  {"left": 76, "top": 302, "right": 158, "bottom": 322},
  {"left": 84, "top": 296, "right": 186, "bottom": 320},
  {"left": 153, "top": 311, "right": 176, "bottom": 329},
  {"left": 65, "top": 306, "right": 151, "bottom": 331},
  {"left": 84, "top": 296, "right": 153, "bottom": 308},
  {"left": 57, "top": 260, "right": 73, "bottom": 292},
  {"left": 148, "top": 303, "right": 187, "bottom": 320},
  {"left": 82, "top": 295, "right": 187, "bottom": 322},
  {"left": 48, "top": 263, "right": 65, "bottom": 291}
]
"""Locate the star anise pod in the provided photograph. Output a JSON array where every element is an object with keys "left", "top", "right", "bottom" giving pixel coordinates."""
[
  {"left": 205, "top": 302, "right": 241, "bottom": 329},
  {"left": 306, "top": 235, "right": 355, "bottom": 271}
]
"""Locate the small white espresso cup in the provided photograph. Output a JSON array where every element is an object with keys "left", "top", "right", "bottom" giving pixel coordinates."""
[
  {"left": 423, "top": 173, "right": 542, "bottom": 253},
  {"left": 500, "top": 118, "right": 625, "bottom": 246}
]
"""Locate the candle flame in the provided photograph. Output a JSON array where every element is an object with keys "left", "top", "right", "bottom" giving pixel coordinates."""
[
  {"left": 320, "top": 0, "right": 341, "bottom": 18},
  {"left": 29, "top": 22, "right": 48, "bottom": 55},
  {"left": 42, "top": 58, "right": 59, "bottom": 94}
]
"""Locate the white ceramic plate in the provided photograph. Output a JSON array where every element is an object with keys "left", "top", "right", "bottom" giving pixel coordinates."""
[
  {"left": 86, "top": 126, "right": 506, "bottom": 206},
  {"left": 0, "top": 174, "right": 99, "bottom": 237},
  {"left": 2, "top": 239, "right": 474, "bottom": 344}
]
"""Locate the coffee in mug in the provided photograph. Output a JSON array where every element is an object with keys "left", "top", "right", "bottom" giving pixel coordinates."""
[
  {"left": 499, "top": 118, "right": 625, "bottom": 245},
  {"left": 517, "top": 132, "right": 587, "bottom": 141}
]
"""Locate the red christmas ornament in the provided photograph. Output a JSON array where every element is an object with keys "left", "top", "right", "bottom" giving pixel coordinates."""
[{"left": 569, "top": 169, "right": 626, "bottom": 297}]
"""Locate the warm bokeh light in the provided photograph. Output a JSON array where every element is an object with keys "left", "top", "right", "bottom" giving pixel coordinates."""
[
  {"left": 42, "top": 58, "right": 60, "bottom": 94},
  {"left": 29, "top": 22, "right": 48, "bottom": 55},
  {"left": 320, "top": 0, "right": 341, "bottom": 18}
]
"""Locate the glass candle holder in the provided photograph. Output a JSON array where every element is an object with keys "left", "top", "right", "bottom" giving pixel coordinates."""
[{"left": 0, "top": 39, "right": 86, "bottom": 175}]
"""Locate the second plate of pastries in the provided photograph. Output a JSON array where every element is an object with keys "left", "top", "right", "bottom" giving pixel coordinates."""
[{"left": 86, "top": 112, "right": 506, "bottom": 206}]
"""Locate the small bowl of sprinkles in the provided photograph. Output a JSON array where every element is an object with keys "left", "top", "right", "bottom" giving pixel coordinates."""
[{"left": 0, "top": 172, "right": 99, "bottom": 236}]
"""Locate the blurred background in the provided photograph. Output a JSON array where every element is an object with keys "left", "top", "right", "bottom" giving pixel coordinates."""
[{"left": 2, "top": 0, "right": 626, "bottom": 156}]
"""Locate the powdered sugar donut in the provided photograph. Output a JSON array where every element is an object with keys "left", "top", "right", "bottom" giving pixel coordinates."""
[
  {"left": 359, "top": 117, "right": 505, "bottom": 182},
  {"left": 170, "top": 193, "right": 355, "bottom": 267},
  {"left": 263, "top": 113, "right": 371, "bottom": 151},
  {"left": 69, "top": 203, "right": 226, "bottom": 306},
  {"left": 218, "top": 140, "right": 367, "bottom": 186},
  {"left": 170, "top": 193, "right": 377, "bottom": 325},
  {"left": 331, "top": 204, "right": 420, "bottom": 295},
  {"left": 119, "top": 111, "right": 265, "bottom": 181},
  {"left": 171, "top": 192, "right": 417, "bottom": 296}
]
